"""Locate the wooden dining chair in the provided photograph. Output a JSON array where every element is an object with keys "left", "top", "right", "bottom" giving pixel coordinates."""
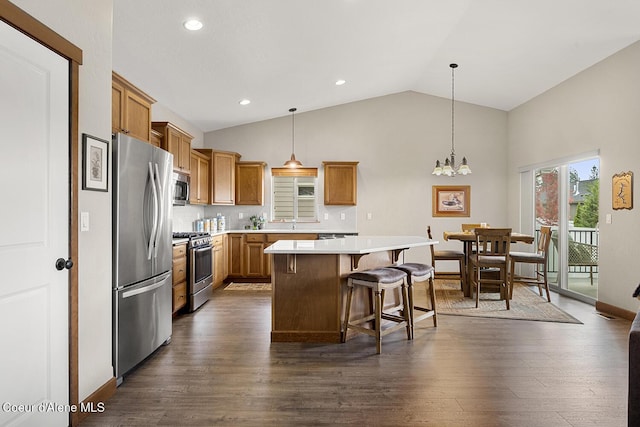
[
  {"left": 427, "top": 225, "right": 465, "bottom": 291},
  {"left": 509, "top": 226, "right": 552, "bottom": 302},
  {"left": 469, "top": 228, "right": 512, "bottom": 309}
]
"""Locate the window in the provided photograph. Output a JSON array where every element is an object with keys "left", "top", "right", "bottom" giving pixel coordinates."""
[{"left": 271, "top": 168, "right": 318, "bottom": 222}]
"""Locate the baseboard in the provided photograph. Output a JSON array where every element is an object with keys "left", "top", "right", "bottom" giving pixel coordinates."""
[
  {"left": 77, "top": 377, "right": 117, "bottom": 423},
  {"left": 596, "top": 300, "right": 636, "bottom": 321}
]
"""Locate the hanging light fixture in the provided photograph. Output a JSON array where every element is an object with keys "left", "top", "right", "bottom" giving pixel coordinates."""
[
  {"left": 283, "top": 107, "right": 303, "bottom": 168},
  {"left": 432, "top": 63, "right": 471, "bottom": 176}
]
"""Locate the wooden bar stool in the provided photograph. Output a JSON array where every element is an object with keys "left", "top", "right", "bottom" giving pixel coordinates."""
[
  {"left": 389, "top": 263, "right": 437, "bottom": 339},
  {"left": 342, "top": 268, "right": 410, "bottom": 354}
]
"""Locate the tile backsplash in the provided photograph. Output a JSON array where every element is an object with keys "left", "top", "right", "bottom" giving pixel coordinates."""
[{"left": 171, "top": 204, "right": 357, "bottom": 232}]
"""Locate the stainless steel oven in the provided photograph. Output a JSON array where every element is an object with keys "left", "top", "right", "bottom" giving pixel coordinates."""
[{"left": 173, "top": 232, "right": 213, "bottom": 312}]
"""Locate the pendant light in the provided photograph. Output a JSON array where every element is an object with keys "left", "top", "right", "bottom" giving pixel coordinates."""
[
  {"left": 283, "top": 107, "right": 302, "bottom": 168},
  {"left": 432, "top": 63, "right": 471, "bottom": 176}
]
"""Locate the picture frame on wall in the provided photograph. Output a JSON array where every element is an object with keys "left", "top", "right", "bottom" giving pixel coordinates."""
[
  {"left": 82, "top": 133, "right": 109, "bottom": 192},
  {"left": 612, "top": 171, "right": 633, "bottom": 210},
  {"left": 432, "top": 185, "right": 470, "bottom": 217}
]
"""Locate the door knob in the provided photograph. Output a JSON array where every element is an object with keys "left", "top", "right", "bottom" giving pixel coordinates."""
[{"left": 55, "top": 258, "right": 74, "bottom": 271}]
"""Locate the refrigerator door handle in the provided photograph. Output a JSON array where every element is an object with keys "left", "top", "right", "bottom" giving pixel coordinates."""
[
  {"left": 147, "top": 162, "right": 159, "bottom": 260},
  {"left": 153, "top": 163, "right": 164, "bottom": 258},
  {"left": 121, "top": 280, "right": 165, "bottom": 299}
]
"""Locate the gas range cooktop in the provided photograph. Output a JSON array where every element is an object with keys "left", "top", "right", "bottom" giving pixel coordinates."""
[
  {"left": 172, "top": 232, "right": 210, "bottom": 239},
  {"left": 172, "top": 232, "right": 212, "bottom": 249}
]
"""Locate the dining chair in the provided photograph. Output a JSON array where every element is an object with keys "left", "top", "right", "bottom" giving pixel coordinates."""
[
  {"left": 509, "top": 226, "right": 552, "bottom": 301},
  {"left": 469, "top": 228, "right": 512, "bottom": 309},
  {"left": 461, "top": 223, "right": 489, "bottom": 255},
  {"left": 427, "top": 225, "right": 465, "bottom": 291}
]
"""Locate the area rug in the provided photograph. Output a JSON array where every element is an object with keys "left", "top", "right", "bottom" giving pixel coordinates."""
[
  {"left": 224, "top": 282, "right": 272, "bottom": 291},
  {"left": 430, "top": 280, "right": 582, "bottom": 324}
]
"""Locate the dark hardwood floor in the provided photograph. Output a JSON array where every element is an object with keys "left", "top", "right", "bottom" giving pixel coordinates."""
[{"left": 81, "top": 284, "right": 630, "bottom": 427}]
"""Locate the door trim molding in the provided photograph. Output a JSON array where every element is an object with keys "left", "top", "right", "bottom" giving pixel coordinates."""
[{"left": 0, "top": 2, "right": 82, "bottom": 426}]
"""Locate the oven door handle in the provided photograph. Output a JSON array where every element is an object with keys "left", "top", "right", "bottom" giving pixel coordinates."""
[{"left": 192, "top": 246, "right": 212, "bottom": 254}]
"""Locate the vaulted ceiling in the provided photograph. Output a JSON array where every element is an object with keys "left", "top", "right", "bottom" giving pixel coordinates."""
[{"left": 113, "top": 0, "right": 640, "bottom": 132}]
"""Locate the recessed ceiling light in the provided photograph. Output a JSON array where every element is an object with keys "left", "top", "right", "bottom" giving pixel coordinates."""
[
  {"left": 239, "top": 99, "right": 251, "bottom": 106},
  {"left": 183, "top": 19, "right": 203, "bottom": 31},
  {"left": 335, "top": 79, "right": 346, "bottom": 86}
]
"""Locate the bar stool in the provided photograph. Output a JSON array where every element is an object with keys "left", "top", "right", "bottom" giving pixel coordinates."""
[
  {"left": 342, "top": 268, "right": 411, "bottom": 354},
  {"left": 389, "top": 263, "right": 437, "bottom": 339}
]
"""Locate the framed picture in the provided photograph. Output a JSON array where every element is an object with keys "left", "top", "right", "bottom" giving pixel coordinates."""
[
  {"left": 432, "top": 185, "right": 470, "bottom": 217},
  {"left": 612, "top": 171, "right": 633, "bottom": 210},
  {"left": 82, "top": 133, "right": 109, "bottom": 192}
]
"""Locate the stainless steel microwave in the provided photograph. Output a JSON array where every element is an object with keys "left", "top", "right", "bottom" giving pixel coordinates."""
[{"left": 172, "top": 172, "right": 189, "bottom": 206}]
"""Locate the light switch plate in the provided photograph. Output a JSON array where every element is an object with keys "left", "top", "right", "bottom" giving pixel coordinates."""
[
  {"left": 81, "top": 212, "right": 90, "bottom": 231},
  {"left": 606, "top": 213, "right": 612, "bottom": 224}
]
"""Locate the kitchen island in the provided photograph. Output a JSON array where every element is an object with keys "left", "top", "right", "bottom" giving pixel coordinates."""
[{"left": 264, "top": 236, "right": 437, "bottom": 343}]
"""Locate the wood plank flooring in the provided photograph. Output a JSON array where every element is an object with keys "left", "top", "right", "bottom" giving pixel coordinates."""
[{"left": 81, "top": 285, "right": 631, "bottom": 427}]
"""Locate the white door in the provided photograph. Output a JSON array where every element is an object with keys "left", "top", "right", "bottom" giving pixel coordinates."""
[{"left": 0, "top": 20, "right": 70, "bottom": 427}]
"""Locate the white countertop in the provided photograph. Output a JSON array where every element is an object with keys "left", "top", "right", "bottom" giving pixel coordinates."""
[{"left": 264, "top": 235, "right": 438, "bottom": 255}]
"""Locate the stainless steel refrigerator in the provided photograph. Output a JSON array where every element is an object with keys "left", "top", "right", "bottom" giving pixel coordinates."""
[{"left": 112, "top": 132, "right": 173, "bottom": 383}]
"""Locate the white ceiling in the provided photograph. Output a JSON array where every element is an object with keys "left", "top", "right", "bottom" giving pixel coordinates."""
[{"left": 113, "top": 0, "right": 640, "bottom": 132}]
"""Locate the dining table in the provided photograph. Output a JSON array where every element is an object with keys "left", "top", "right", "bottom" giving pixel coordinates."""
[{"left": 443, "top": 230, "right": 535, "bottom": 297}]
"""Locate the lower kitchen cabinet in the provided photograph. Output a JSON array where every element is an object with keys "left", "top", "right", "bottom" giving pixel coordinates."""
[
  {"left": 227, "top": 233, "right": 318, "bottom": 280},
  {"left": 172, "top": 243, "right": 188, "bottom": 314},
  {"left": 212, "top": 234, "right": 227, "bottom": 289}
]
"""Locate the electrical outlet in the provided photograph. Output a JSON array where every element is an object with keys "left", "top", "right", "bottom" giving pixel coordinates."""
[
  {"left": 324, "top": 213, "right": 329, "bottom": 220},
  {"left": 340, "top": 213, "right": 346, "bottom": 220},
  {"left": 367, "top": 212, "right": 372, "bottom": 220},
  {"left": 239, "top": 212, "right": 244, "bottom": 219}
]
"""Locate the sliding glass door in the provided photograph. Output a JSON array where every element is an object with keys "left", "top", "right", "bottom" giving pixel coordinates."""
[{"left": 532, "top": 156, "right": 599, "bottom": 302}]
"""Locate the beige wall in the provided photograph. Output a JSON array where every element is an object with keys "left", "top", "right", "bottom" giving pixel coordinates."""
[
  {"left": 508, "top": 41, "right": 640, "bottom": 312},
  {"left": 10, "top": 0, "right": 115, "bottom": 400},
  {"left": 205, "top": 91, "right": 508, "bottom": 264}
]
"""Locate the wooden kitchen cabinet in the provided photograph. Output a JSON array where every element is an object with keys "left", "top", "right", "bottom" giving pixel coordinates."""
[
  {"left": 322, "top": 161, "right": 359, "bottom": 205},
  {"left": 228, "top": 233, "right": 245, "bottom": 277},
  {"left": 112, "top": 72, "right": 155, "bottom": 143},
  {"left": 189, "top": 150, "right": 210, "bottom": 205},
  {"left": 149, "top": 129, "right": 162, "bottom": 148},
  {"left": 196, "top": 149, "right": 240, "bottom": 205},
  {"left": 212, "top": 234, "right": 227, "bottom": 289},
  {"left": 245, "top": 234, "right": 268, "bottom": 278},
  {"left": 152, "top": 121, "right": 193, "bottom": 174},
  {"left": 236, "top": 161, "right": 266, "bottom": 205},
  {"left": 227, "top": 233, "right": 318, "bottom": 280},
  {"left": 172, "top": 243, "right": 188, "bottom": 314}
]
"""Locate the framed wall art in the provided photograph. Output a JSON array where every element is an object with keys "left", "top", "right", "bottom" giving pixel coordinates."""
[
  {"left": 432, "top": 185, "right": 470, "bottom": 217},
  {"left": 82, "top": 133, "right": 109, "bottom": 192},
  {"left": 612, "top": 171, "right": 633, "bottom": 210}
]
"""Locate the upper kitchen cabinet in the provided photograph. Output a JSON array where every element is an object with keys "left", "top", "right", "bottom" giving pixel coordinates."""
[
  {"left": 322, "top": 161, "right": 359, "bottom": 205},
  {"left": 152, "top": 121, "right": 193, "bottom": 174},
  {"left": 236, "top": 161, "right": 266, "bottom": 205},
  {"left": 149, "top": 129, "right": 162, "bottom": 148},
  {"left": 196, "top": 149, "right": 240, "bottom": 205},
  {"left": 112, "top": 72, "right": 156, "bottom": 143},
  {"left": 189, "top": 150, "right": 210, "bottom": 205}
]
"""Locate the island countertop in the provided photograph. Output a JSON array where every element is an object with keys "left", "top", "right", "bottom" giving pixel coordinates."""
[{"left": 264, "top": 235, "right": 438, "bottom": 255}]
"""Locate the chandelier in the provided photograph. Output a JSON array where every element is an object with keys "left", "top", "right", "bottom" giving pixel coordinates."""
[
  {"left": 432, "top": 63, "right": 471, "bottom": 176},
  {"left": 283, "top": 107, "right": 303, "bottom": 168}
]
